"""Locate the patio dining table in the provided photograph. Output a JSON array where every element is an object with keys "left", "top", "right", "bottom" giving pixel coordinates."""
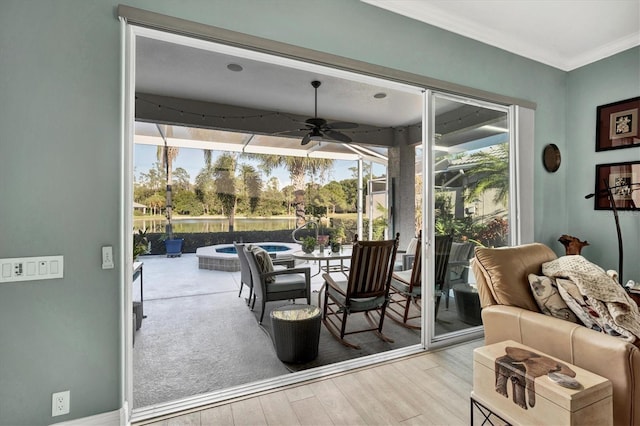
[
  {"left": 292, "top": 247, "right": 352, "bottom": 278},
  {"left": 293, "top": 247, "right": 352, "bottom": 308}
]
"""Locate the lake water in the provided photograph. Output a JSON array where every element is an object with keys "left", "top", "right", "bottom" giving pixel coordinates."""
[{"left": 134, "top": 217, "right": 297, "bottom": 233}]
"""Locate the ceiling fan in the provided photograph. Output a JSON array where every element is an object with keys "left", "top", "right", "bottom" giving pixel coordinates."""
[{"left": 293, "top": 80, "right": 358, "bottom": 146}]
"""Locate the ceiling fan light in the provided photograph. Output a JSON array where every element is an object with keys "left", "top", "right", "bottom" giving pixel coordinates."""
[
  {"left": 309, "top": 128, "right": 323, "bottom": 141},
  {"left": 226, "top": 63, "right": 243, "bottom": 72}
]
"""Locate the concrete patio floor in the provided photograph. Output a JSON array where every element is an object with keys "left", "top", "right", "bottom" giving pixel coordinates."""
[{"left": 131, "top": 253, "right": 476, "bottom": 409}]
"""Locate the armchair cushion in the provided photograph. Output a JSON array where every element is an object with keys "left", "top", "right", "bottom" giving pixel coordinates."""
[
  {"left": 474, "top": 243, "right": 556, "bottom": 311},
  {"left": 326, "top": 279, "right": 387, "bottom": 312},
  {"left": 527, "top": 274, "right": 579, "bottom": 323},
  {"left": 391, "top": 270, "right": 421, "bottom": 296},
  {"left": 250, "top": 246, "right": 275, "bottom": 283},
  {"left": 269, "top": 272, "right": 309, "bottom": 292}
]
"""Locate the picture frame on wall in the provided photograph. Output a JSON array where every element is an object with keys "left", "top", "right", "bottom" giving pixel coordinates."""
[
  {"left": 594, "top": 161, "right": 640, "bottom": 210},
  {"left": 596, "top": 96, "right": 640, "bottom": 151}
]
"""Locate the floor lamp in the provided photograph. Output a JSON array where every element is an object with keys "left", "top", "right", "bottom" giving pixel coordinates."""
[{"left": 585, "top": 180, "right": 640, "bottom": 286}]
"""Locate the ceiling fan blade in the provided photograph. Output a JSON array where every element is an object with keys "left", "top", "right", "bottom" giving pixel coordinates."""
[
  {"left": 324, "top": 129, "right": 352, "bottom": 143},
  {"left": 270, "top": 129, "right": 307, "bottom": 136},
  {"left": 301, "top": 133, "right": 312, "bottom": 145},
  {"left": 327, "top": 121, "right": 358, "bottom": 130}
]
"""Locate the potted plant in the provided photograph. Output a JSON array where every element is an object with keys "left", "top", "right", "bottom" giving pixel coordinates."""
[
  {"left": 307, "top": 204, "right": 329, "bottom": 247},
  {"left": 330, "top": 225, "right": 346, "bottom": 253},
  {"left": 301, "top": 236, "right": 317, "bottom": 254},
  {"left": 160, "top": 233, "right": 184, "bottom": 257},
  {"left": 133, "top": 228, "right": 149, "bottom": 261}
]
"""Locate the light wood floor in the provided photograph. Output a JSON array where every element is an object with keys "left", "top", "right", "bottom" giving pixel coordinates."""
[{"left": 136, "top": 339, "right": 483, "bottom": 426}]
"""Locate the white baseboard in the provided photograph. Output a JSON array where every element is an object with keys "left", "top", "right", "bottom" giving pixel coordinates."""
[{"left": 51, "top": 407, "right": 124, "bottom": 426}]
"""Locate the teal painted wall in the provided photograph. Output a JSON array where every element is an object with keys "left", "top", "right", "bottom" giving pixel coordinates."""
[
  {"left": 0, "top": 0, "right": 631, "bottom": 424},
  {"left": 567, "top": 47, "right": 640, "bottom": 282}
]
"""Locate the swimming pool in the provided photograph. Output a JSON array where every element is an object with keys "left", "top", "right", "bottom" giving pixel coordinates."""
[
  {"left": 195, "top": 242, "right": 299, "bottom": 272},
  {"left": 214, "top": 244, "right": 292, "bottom": 255}
]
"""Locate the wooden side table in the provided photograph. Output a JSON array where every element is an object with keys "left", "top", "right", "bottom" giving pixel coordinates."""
[{"left": 472, "top": 340, "right": 612, "bottom": 426}]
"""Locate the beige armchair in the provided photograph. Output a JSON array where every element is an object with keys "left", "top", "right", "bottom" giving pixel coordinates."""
[
  {"left": 244, "top": 246, "right": 311, "bottom": 324},
  {"left": 473, "top": 243, "right": 640, "bottom": 426}
]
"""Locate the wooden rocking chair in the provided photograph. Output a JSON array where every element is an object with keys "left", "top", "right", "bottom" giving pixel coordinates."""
[
  {"left": 386, "top": 230, "right": 422, "bottom": 328},
  {"left": 321, "top": 233, "right": 399, "bottom": 349},
  {"left": 386, "top": 233, "right": 452, "bottom": 328}
]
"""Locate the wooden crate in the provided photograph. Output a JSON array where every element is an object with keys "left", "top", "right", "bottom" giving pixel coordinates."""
[{"left": 472, "top": 340, "right": 612, "bottom": 426}]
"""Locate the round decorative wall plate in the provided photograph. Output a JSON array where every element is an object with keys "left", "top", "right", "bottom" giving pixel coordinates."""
[{"left": 543, "top": 143, "right": 561, "bottom": 172}]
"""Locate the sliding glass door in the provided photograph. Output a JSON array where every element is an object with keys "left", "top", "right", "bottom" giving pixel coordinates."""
[{"left": 425, "top": 92, "right": 513, "bottom": 341}]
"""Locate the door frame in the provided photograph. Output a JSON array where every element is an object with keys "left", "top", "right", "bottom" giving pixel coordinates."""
[{"left": 119, "top": 9, "right": 534, "bottom": 421}]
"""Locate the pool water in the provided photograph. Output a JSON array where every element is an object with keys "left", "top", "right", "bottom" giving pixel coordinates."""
[{"left": 216, "top": 244, "right": 291, "bottom": 254}]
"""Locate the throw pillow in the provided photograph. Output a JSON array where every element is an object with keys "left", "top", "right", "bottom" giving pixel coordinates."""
[
  {"left": 527, "top": 274, "right": 579, "bottom": 323},
  {"left": 251, "top": 246, "right": 275, "bottom": 283}
]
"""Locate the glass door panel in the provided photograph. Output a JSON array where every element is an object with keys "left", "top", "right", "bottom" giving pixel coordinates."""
[{"left": 430, "top": 93, "right": 511, "bottom": 338}]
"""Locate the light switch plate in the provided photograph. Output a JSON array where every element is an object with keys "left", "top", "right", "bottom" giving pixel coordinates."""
[
  {"left": 0, "top": 256, "right": 64, "bottom": 283},
  {"left": 102, "top": 246, "right": 114, "bottom": 269}
]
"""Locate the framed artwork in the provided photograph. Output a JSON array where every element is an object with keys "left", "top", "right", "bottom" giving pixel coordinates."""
[
  {"left": 596, "top": 96, "right": 640, "bottom": 151},
  {"left": 594, "top": 161, "right": 640, "bottom": 210}
]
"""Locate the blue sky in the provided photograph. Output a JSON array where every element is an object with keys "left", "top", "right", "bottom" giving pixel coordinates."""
[{"left": 134, "top": 144, "right": 374, "bottom": 188}]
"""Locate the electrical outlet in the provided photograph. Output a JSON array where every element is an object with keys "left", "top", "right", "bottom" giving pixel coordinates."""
[{"left": 52, "top": 390, "right": 70, "bottom": 416}]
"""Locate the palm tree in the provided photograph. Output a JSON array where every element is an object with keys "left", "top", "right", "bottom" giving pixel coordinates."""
[
  {"left": 156, "top": 125, "right": 179, "bottom": 238},
  {"left": 240, "top": 164, "right": 262, "bottom": 214},
  {"left": 213, "top": 153, "right": 238, "bottom": 231},
  {"left": 255, "top": 155, "right": 333, "bottom": 226},
  {"left": 464, "top": 143, "right": 509, "bottom": 207}
]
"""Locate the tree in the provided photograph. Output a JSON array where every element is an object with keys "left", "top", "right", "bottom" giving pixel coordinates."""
[
  {"left": 348, "top": 162, "right": 371, "bottom": 179},
  {"left": 281, "top": 185, "right": 295, "bottom": 216},
  {"left": 213, "top": 153, "right": 238, "bottom": 231},
  {"left": 240, "top": 164, "right": 262, "bottom": 214},
  {"left": 339, "top": 178, "right": 359, "bottom": 212},
  {"left": 172, "top": 167, "right": 191, "bottom": 191},
  {"left": 258, "top": 183, "right": 287, "bottom": 215},
  {"left": 157, "top": 125, "right": 179, "bottom": 238},
  {"left": 464, "top": 143, "right": 509, "bottom": 207},
  {"left": 139, "top": 162, "right": 165, "bottom": 191},
  {"left": 254, "top": 154, "right": 333, "bottom": 226},
  {"left": 195, "top": 164, "right": 217, "bottom": 215},
  {"left": 144, "top": 193, "right": 165, "bottom": 216},
  {"left": 320, "top": 181, "right": 347, "bottom": 214}
]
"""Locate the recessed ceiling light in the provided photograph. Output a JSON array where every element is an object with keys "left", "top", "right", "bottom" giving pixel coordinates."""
[
  {"left": 373, "top": 92, "right": 387, "bottom": 99},
  {"left": 227, "top": 63, "right": 243, "bottom": 72}
]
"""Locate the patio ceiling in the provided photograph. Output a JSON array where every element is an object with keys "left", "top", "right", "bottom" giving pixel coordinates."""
[
  {"left": 133, "top": 28, "right": 510, "bottom": 166},
  {"left": 134, "top": 121, "right": 389, "bottom": 164}
]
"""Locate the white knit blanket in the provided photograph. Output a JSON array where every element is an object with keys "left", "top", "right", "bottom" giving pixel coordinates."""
[{"left": 542, "top": 255, "right": 640, "bottom": 342}]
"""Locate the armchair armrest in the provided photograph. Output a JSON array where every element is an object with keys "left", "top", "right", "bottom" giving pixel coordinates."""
[
  {"left": 272, "top": 256, "right": 295, "bottom": 268},
  {"left": 262, "top": 267, "right": 310, "bottom": 279},
  {"left": 322, "top": 273, "right": 347, "bottom": 296}
]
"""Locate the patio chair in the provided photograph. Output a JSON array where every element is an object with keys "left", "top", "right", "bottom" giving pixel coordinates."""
[
  {"left": 244, "top": 246, "right": 311, "bottom": 324},
  {"left": 235, "top": 242, "right": 296, "bottom": 307},
  {"left": 321, "top": 233, "right": 400, "bottom": 349},
  {"left": 386, "top": 233, "right": 453, "bottom": 328},
  {"left": 394, "top": 232, "right": 420, "bottom": 271},
  {"left": 433, "top": 234, "right": 454, "bottom": 319},
  {"left": 442, "top": 240, "right": 475, "bottom": 309},
  {"left": 386, "top": 230, "right": 423, "bottom": 329}
]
